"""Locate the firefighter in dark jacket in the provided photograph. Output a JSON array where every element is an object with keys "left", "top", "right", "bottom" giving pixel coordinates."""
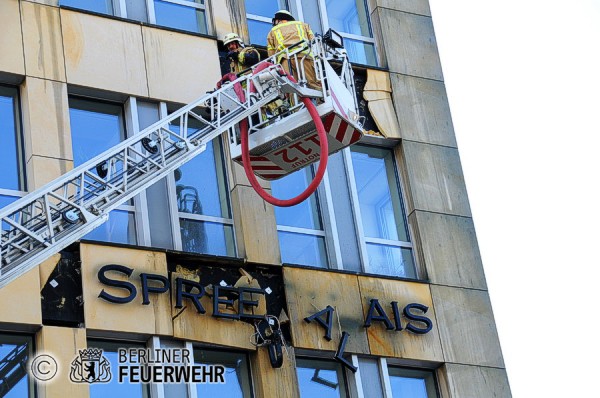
[{"left": 223, "top": 32, "right": 260, "bottom": 74}]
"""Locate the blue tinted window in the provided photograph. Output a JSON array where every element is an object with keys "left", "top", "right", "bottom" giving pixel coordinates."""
[
  {"left": 0, "top": 86, "right": 24, "bottom": 191},
  {"left": 297, "top": 358, "right": 347, "bottom": 397},
  {"left": 194, "top": 350, "right": 252, "bottom": 397},
  {"left": 0, "top": 195, "right": 18, "bottom": 233},
  {"left": 172, "top": 118, "right": 234, "bottom": 256},
  {"left": 60, "top": 0, "right": 114, "bottom": 15},
  {"left": 0, "top": 334, "right": 32, "bottom": 397},
  {"left": 69, "top": 98, "right": 125, "bottom": 167},
  {"left": 179, "top": 219, "right": 235, "bottom": 256},
  {"left": 388, "top": 368, "right": 438, "bottom": 398},
  {"left": 246, "top": 0, "right": 285, "bottom": 16},
  {"left": 176, "top": 140, "right": 230, "bottom": 219},
  {"left": 154, "top": 0, "right": 208, "bottom": 34},
  {"left": 272, "top": 168, "right": 322, "bottom": 230},
  {"left": 324, "top": 0, "right": 371, "bottom": 37},
  {"left": 350, "top": 146, "right": 415, "bottom": 277},
  {"left": 69, "top": 98, "right": 136, "bottom": 245},
  {"left": 88, "top": 341, "right": 149, "bottom": 398},
  {"left": 366, "top": 244, "right": 415, "bottom": 278},
  {"left": 278, "top": 231, "right": 327, "bottom": 267},
  {"left": 246, "top": 0, "right": 288, "bottom": 45},
  {"left": 83, "top": 209, "right": 137, "bottom": 245},
  {"left": 248, "top": 19, "right": 273, "bottom": 46},
  {"left": 350, "top": 146, "right": 408, "bottom": 242},
  {"left": 272, "top": 167, "right": 328, "bottom": 267},
  {"left": 344, "top": 38, "right": 377, "bottom": 66}
]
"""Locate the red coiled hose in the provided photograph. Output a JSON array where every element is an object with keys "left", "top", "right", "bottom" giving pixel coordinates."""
[{"left": 240, "top": 63, "right": 328, "bottom": 207}]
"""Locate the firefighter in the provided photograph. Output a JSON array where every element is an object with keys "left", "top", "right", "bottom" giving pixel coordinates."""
[
  {"left": 223, "top": 32, "right": 260, "bottom": 74},
  {"left": 267, "top": 10, "right": 320, "bottom": 91}
]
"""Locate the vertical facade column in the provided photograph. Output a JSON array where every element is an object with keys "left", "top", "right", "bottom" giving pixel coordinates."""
[
  {"left": 225, "top": 141, "right": 282, "bottom": 264},
  {"left": 35, "top": 325, "right": 89, "bottom": 398},
  {"left": 250, "top": 346, "right": 301, "bottom": 398},
  {"left": 21, "top": 77, "right": 73, "bottom": 190},
  {"left": 369, "top": 1, "right": 511, "bottom": 396},
  {"left": 19, "top": 0, "right": 72, "bottom": 190}
]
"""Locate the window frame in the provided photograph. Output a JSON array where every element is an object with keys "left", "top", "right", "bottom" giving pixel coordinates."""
[
  {"left": 296, "top": 356, "right": 350, "bottom": 398},
  {"left": 272, "top": 164, "right": 332, "bottom": 268},
  {"left": 60, "top": 0, "right": 213, "bottom": 36},
  {"left": 0, "top": 332, "right": 35, "bottom": 398},
  {"left": 158, "top": 103, "right": 237, "bottom": 257},
  {"left": 287, "top": 145, "right": 417, "bottom": 278},
  {"left": 344, "top": 145, "right": 416, "bottom": 277},
  {"left": 0, "top": 85, "right": 27, "bottom": 198},
  {"left": 64, "top": 95, "right": 236, "bottom": 255},
  {"left": 87, "top": 338, "right": 151, "bottom": 398},
  {"left": 68, "top": 95, "right": 142, "bottom": 246},
  {"left": 148, "top": 0, "right": 211, "bottom": 35},
  {"left": 346, "top": 355, "right": 440, "bottom": 398},
  {"left": 149, "top": 337, "right": 254, "bottom": 398}
]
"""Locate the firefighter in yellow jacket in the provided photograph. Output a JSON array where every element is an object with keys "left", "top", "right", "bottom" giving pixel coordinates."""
[
  {"left": 267, "top": 10, "right": 320, "bottom": 91},
  {"left": 223, "top": 33, "right": 260, "bottom": 74}
]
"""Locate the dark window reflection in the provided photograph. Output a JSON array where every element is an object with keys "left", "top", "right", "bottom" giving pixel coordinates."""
[
  {"left": 388, "top": 367, "right": 439, "bottom": 398},
  {"left": 88, "top": 340, "right": 149, "bottom": 398},
  {"left": 68, "top": 98, "right": 137, "bottom": 245},
  {"left": 60, "top": 0, "right": 115, "bottom": 15},
  {"left": 245, "top": 0, "right": 285, "bottom": 16},
  {"left": 194, "top": 349, "right": 252, "bottom": 397},
  {"left": 297, "top": 358, "right": 348, "bottom": 397},
  {"left": 0, "top": 334, "right": 32, "bottom": 397},
  {"left": 272, "top": 167, "right": 328, "bottom": 267},
  {"left": 245, "top": 0, "right": 288, "bottom": 46},
  {"left": 0, "top": 86, "right": 25, "bottom": 191},
  {"left": 69, "top": 98, "right": 125, "bottom": 167},
  {"left": 172, "top": 121, "right": 233, "bottom": 255},
  {"left": 154, "top": 0, "right": 208, "bottom": 34}
]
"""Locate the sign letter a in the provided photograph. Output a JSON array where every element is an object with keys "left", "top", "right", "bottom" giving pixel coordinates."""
[{"left": 304, "top": 305, "right": 335, "bottom": 341}]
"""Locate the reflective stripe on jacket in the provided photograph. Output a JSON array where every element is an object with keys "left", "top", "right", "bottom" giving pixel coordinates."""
[{"left": 267, "top": 21, "right": 314, "bottom": 62}]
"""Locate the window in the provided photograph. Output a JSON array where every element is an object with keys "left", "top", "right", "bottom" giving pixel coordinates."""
[
  {"left": 170, "top": 114, "right": 235, "bottom": 257},
  {"left": 245, "top": 0, "right": 288, "bottom": 46},
  {"left": 0, "top": 334, "right": 33, "bottom": 397},
  {"left": 297, "top": 358, "right": 348, "bottom": 397},
  {"left": 348, "top": 357, "right": 439, "bottom": 398},
  {"left": 0, "top": 85, "right": 26, "bottom": 211},
  {"left": 272, "top": 166, "right": 328, "bottom": 267},
  {"left": 154, "top": 0, "right": 209, "bottom": 34},
  {"left": 68, "top": 97, "right": 137, "bottom": 245},
  {"left": 388, "top": 367, "right": 438, "bottom": 398},
  {"left": 59, "top": 0, "right": 210, "bottom": 35},
  {"left": 275, "top": 146, "right": 416, "bottom": 278},
  {"left": 194, "top": 348, "right": 252, "bottom": 397},
  {"left": 319, "top": 0, "right": 376, "bottom": 65},
  {"left": 60, "top": 0, "right": 116, "bottom": 15},
  {"left": 88, "top": 340, "right": 150, "bottom": 398},
  {"left": 349, "top": 146, "right": 415, "bottom": 278},
  {"left": 245, "top": 1, "right": 376, "bottom": 65}
]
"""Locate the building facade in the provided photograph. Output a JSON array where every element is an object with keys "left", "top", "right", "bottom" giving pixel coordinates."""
[{"left": 0, "top": 0, "right": 512, "bottom": 397}]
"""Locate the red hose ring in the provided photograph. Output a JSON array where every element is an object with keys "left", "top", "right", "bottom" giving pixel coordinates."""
[{"left": 240, "top": 84, "right": 328, "bottom": 207}]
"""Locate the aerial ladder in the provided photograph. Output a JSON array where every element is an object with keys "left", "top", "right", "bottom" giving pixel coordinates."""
[{"left": 0, "top": 33, "right": 364, "bottom": 289}]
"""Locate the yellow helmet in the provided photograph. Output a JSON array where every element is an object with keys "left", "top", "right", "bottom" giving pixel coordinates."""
[{"left": 223, "top": 32, "right": 243, "bottom": 46}]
